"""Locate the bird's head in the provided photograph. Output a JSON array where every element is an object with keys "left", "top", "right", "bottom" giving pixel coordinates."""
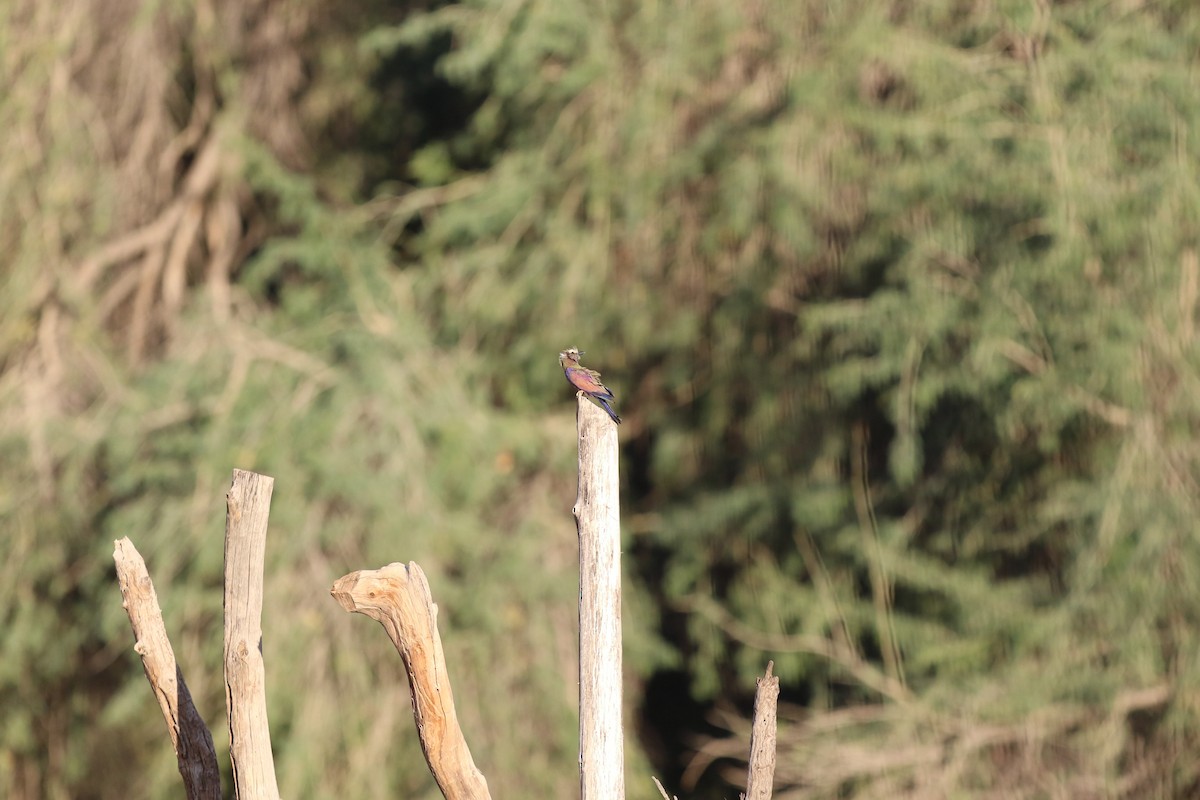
[{"left": 559, "top": 347, "right": 583, "bottom": 367}]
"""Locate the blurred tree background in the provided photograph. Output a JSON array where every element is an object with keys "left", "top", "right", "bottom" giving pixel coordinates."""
[{"left": 3, "top": 0, "right": 1200, "bottom": 797}]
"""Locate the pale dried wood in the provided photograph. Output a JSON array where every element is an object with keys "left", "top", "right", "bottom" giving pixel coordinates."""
[
  {"left": 652, "top": 775, "right": 679, "bottom": 800},
  {"left": 574, "top": 394, "right": 625, "bottom": 800},
  {"left": 223, "top": 469, "right": 281, "bottom": 800},
  {"left": 743, "top": 661, "right": 780, "bottom": 800},
  {"left": 112, "top": 537, "right": 221, "bottom": 800},
  {"left": 331, "top": 561, "right": 491, "bottom": 800}
]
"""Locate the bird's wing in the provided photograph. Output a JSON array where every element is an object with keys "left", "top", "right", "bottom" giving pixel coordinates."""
[{"left": 567, "top": 367, "right": 612, "bottom": 397}]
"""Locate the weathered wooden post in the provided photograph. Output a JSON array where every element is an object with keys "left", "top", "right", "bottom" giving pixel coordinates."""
[
  {"left": 574, "top": 394, "right": 625, "bottom": 799},
  {"left": 223, "top": 469, "right": 281, "bottom": 800}
]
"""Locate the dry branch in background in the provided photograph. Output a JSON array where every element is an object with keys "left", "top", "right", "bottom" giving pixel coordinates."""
[
  {"left": 653, "top": 775, "right": 679, "bottom": 800},
  {"left": 331, "top": 562, "right": 491, "bottom": 800},
  {"left": 5, "top": 0, "right": 317, "bottom": 404},
  {"left": 743, "top": 661, "right": 779, "bottom": 800},
  {"left": 113, "top": 537, "right": 222, "bottom": 800}
]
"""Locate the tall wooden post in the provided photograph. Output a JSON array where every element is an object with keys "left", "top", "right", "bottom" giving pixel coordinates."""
[
  {"left": 574, "top": 395, "right": 625, "bottom": 800},
  {"left": 224, "top": 469, "right": 281, "bottom": 800}
]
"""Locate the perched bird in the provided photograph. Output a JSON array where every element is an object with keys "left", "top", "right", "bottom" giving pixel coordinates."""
[{"left": 559, "top": 347, "right": 622, "bottom": 424}]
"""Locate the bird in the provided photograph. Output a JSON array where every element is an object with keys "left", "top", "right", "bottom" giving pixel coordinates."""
[{"left": 559, "top": 347, "right": 622, "bottom": 424}]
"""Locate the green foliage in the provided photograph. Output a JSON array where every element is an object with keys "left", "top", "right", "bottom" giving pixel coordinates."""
[
  {"left": 5, "top": 0, "right": 1200, "bottom": 798},
  {"left": 379, "top": 0, "right": 1200, "bottom": 794}
]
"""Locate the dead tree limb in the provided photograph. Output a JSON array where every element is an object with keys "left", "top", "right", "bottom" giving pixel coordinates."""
[
  {"left": 743, "top": 661, "right": 780, "bottom": 800},
  {"left": 331, "top": 562, "right": 491, "bottom": 800},
  {"left": 223, "top": 469, "right": 281, "bottom": 800},
  {"left": 575, "top": 394, "right": 625, "bottom": 800},
  {"left": 113, "top": 537, "right": 222, "bottom": 800}
]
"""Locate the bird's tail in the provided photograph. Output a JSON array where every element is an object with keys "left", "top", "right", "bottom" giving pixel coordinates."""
[{"left": 598, "top": 397, "right": 622, "bottom": 425}]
